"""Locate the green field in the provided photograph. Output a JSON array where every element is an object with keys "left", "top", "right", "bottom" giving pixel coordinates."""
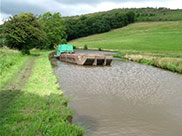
[
  {"left": 69, "top": 21, "right": 182, "bottom": 52},
  {"left": 69, "top": 21, "right": 182, "bottom": 73}
]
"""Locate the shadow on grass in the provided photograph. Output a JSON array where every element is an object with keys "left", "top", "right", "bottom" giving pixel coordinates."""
[
  {"left": 0, "top": 89, "right": 84, "bottom": 136},
  {"left": 0, "top": 89, "right": 21, "bottom": 119},
  {"left": 29, "top": 54, "right": 40, "bottom": 57}
]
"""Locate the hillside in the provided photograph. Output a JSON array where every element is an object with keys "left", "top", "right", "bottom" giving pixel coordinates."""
[
  {"left": 69, "top": 21, "right": 182, "bottom": 73},
  {"left": 65, "top": 7, "right": 182, "bottom": 22},
  {"left": 69, "top": 21, "right": 182, "bottom": 52},
  {"left": 64, "top": 8, "right": 182, "bottom": 41}
]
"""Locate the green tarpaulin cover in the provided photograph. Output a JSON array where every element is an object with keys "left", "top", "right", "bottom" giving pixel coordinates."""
[{"left": 56, "top": 44, "right": 74, "bottom": 56}]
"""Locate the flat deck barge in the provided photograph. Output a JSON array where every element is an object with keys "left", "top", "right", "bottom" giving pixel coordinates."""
[
  {"left": 59, "top": 53, "right": 113, "bottom": 66},
  {"left": 56, "top": 44, "right": 113, "bottom": 66}
]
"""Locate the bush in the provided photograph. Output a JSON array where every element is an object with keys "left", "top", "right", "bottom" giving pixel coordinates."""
[
  {"left": 2, "top": 13, "right": 47, "bottom": 54},
  {"left": 73, "top": 45, "right": 77, "bottom": 49},
  {"left": 84, "top": 44, "right": 88, "bottom": 50}
]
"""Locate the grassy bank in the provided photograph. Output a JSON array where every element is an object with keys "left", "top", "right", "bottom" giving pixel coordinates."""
[
  {"left": 114, "top": 51, "right": 182, "bottom": 74},
  {"left": 0, "top": 49, "right": 84, "bottom": 135},
  {"left": 69, "top": 21, "right": 182, "bottom": 73}
]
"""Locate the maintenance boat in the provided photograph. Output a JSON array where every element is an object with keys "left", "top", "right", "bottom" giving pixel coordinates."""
[{"left": 56, "top": 44, "right": 113, "bottom": 66}]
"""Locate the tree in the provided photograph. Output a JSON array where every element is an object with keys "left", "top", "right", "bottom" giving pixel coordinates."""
[
  {"left": 39, "top": 12, "right": 67, "bottom": 49},
  {"left": 126, "top": 11, "right": 135, "bottom": 23},
  {"left": 65, "top": 18, "right": 80, "bottom": 40},
  {"left": 0, "top": 25, "right": 5, "bottom": 47},
  {"left": 2, "top": 13, "right": 47, "bottom": 54},
  {"left": 91, "top": 15, "right": 111, "bottom": 33}
]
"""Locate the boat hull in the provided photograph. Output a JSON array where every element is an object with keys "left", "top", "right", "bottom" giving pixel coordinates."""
[{"left": 59, "top": 53, "right": 113, "bottom": 66}]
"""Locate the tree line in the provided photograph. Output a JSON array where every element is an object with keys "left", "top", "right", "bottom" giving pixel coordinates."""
[
  {"left": 65, "top": 11, "right": 135, "bottom": 40},
  {"left": 0, "top": 11, "right": 135, "bottom": 54}
]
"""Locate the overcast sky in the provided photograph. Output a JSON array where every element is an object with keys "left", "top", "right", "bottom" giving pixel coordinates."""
[{"left": 0, "top": 0, "right": 181, "bottom": 24}]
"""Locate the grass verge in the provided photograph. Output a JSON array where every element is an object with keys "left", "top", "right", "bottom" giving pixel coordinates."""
[
  {"left": 115, "top": 51, "right": 182, "bottom": 74},
  {"left": 0, "top": 49, "right": 84, "bottom": 135},
  {"left": 0, "top": 48, "right": 29, "bottom": 90}
]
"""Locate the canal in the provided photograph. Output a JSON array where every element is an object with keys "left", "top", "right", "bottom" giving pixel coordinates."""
[{"left": 51, "top": 50, "right": 182, "bottom": 136}]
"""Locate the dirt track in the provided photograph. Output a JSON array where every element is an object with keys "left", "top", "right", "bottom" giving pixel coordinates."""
[{"left": 4, "top": 56, "right": 37, "bottom": 91}]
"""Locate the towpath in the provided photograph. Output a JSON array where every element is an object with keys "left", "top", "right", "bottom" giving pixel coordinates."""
[
  {"left": 0, "top": 56, "right": 38, "bottom": 121},
  {"left": 2, "top": 56, "right": 37, "bottom": 91}
]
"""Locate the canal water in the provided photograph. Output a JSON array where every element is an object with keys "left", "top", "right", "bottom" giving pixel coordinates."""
[{"left": 52, "top": 50, "right": 182, "bottom": 136}]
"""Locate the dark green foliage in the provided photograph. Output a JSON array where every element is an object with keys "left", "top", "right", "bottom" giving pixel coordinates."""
[
  {"left": 2, "top": 13, "right": 47, "bottom": 54},
  {"left": 98, "top": 48, "right": 102, "bottom": 51},
  {"left": 0, "top": 25, "right": 2, "bottom": 33},
  {"left": 73, "top": 45, "right": 77, "bottom": 49},
  {"left": 126, "top": 11, "right": 135, "bottom": 23},
  {"left": 92, "top": 15, "right": 111, "bottom": 33},
  {"left": 0, "top": 38, "right": 5, "bottom": 47},
  {"left": 84, "top": 44, "right": 88, "bottom": 50},
  {"left": 39, "top": 12, "right": 67, "bottom": 49},
  {"left": 65, "top": 11, "right": 135, "bottom": 41},
  {"left": 108, "top": 12, "right": 129, "bottom": 28}
]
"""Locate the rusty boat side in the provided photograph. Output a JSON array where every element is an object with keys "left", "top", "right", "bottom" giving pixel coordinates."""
[
  {"left": 59, "top": 53, "right": 113, "bottom": 66},
  {"left": 56, "top": 44, "right": 113, "bottom": 66}
]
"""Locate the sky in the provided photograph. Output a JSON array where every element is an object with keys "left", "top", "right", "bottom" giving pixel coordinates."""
[{"left": 0, "top": 0, "right": 182, "bottom": 24}]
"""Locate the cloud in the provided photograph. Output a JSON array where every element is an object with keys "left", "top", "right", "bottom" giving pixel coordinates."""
[
  {"left": 54, "top": 0, "right": 163, "bottom": 5},
  {"left": 1, "top": 0, "right": 47, "bottom": 15},
  {"left": 0, "top": 0, "right": 181, "bottom": 24},
  {"left": 0, "top": 13, "right": 12, "bottom": 24}
]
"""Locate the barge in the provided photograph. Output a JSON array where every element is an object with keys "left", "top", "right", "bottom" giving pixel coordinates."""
[{"left": 56, "top": 44, "right": 113, "bottom": 66}]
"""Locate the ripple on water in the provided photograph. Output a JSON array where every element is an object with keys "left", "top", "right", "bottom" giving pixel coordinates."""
[{"left": 53, "top": 57, "right": 182, "bottom": 136}]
